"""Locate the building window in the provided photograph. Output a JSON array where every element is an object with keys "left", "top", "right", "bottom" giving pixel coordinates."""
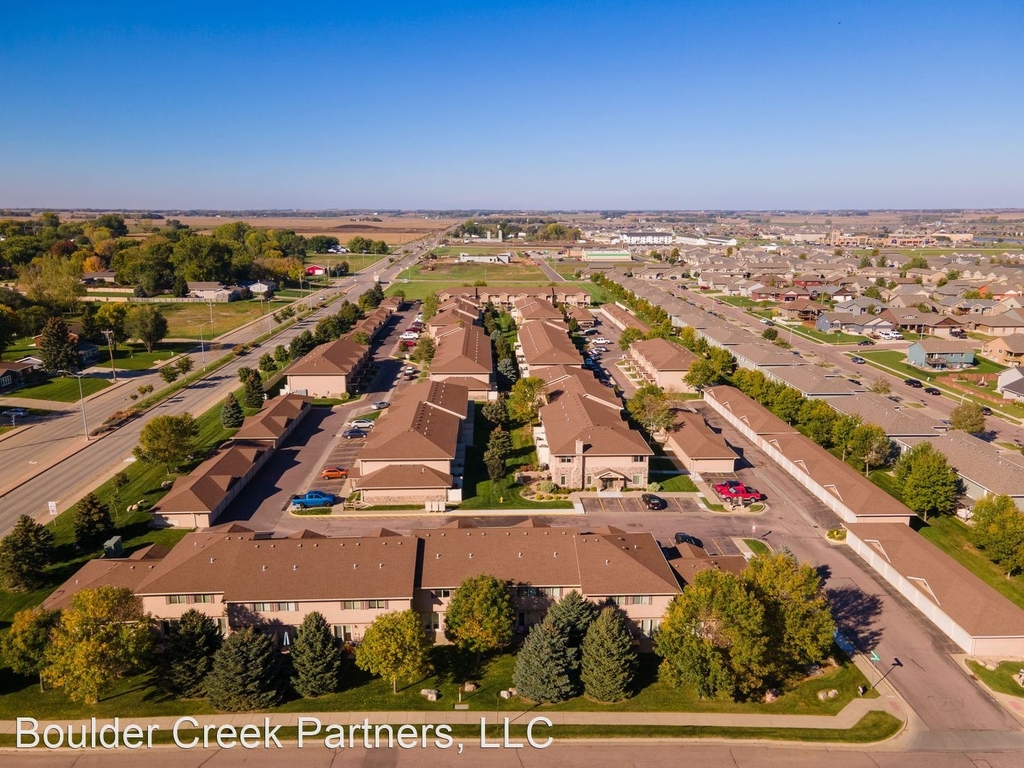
[
  {"left": 365, "top": 599, "right": 387, "bottom": 610},
  {"left": 333, "top": 625, "right": 353, "bottom": 642},
  {"left": 342, "top": 600, "right": 359, "bottom": 610},
  {"left": 611, "top": 595, "right": 652, "bottom": 606},
  {"left": 274, "top": 602, "right": 297, "bottom": 612},
  {"left": 539, "top": 587, "right": 563, "bottom": 599},
  {"left": 639, "top": 618, "right": 660, "bottom": 636},
  {"left": 516, "top": 585, "right": 540, "bottom": 598},
  {"left": 632, "top": 456, "right": 647, "bottom": 463},
  {"left": 252, "top": 602, "right": 272, "bottom": 612},
  {"left": 632, "top": 474, "right": 641, "bottom": 486},
  {"left": 558, "top": 456, "right": 573, "bottom": 463},
  {"left": 585, "top": 475, "right": 593, "bottom": 486},
  {"left": 432, "top": 589, "right": 451, "bottom": 599},
  {"left": 167, "top": 594, "right": 215, "bottom": 605},
  {"left": 167, "top": 595, "right": 187, "bottom": 605},
  {"left": 559, "top": 475, "right": 566, "bottom": 486},
  {"left": 422, "top": 612, "right": 440, "bottom": 631}
]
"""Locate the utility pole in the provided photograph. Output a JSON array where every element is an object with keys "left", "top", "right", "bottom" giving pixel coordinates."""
[{"left": 101, "top": 329, "right": 117, "bottom": 382}]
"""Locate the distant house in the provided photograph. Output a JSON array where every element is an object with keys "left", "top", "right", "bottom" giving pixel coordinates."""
[
  {"left": 246, "top": 279, "right": 278, "bottom": 295},
  {"left": 0, "top": 361, "right": 35, "bottom": 392},
  {"left": 81, "top": 271, "right": 118, "bottom": 284},
  {"left": 30, "top": 329, "right": 100, "bottom": 368},
  {"left": 996, "top": 367, "right": 1024, "bottom": 402},
  {"left": 906, "top": 338, "right": 975, "bottom": 370},
  {"left": 458, "top": 252, "right": 510, "bottom": 264},
  {"left": 305, "top": 265, "right": 326, "bottom": 276},
  {"left": 983, "top": 334, "right": 1024, "bottom": 367},
  {"left": 187, "top": 282, "right": 244, "bottom": 302}
]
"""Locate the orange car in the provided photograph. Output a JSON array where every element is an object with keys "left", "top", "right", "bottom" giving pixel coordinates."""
[{"left": 320, "top": 467, "right": 349, "bottom": 480}]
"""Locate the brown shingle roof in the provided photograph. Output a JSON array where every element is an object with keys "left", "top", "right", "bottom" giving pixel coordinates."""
[
  {"left": 43, "top": 545, "right": 170, "bottom": 611},
  {"left": 233, "top": 394, "right": 309, "bottom": 443},
  {"left": 540, "top": 391, "right": 652, "bottom": 457},
  {"left": 630, "top": 338, "right": 698, "bottom": 372},
  {"left": 430, "top": 325, "right": 493, "bottom": 375},
  {"left": 156, "top": 441, "right": 271, "bottom": 514},
  {"left": 288, "top": 337, "right": 367, "bottom": 376},
  {"left": 667, "top": 410, "right": 738, "bottom": 460},
  {"left": 518, "top": 320, "right": 581, "bottom": 366},
  {"left": 357, "top": 464, "right": 452, "bottom": 489}
]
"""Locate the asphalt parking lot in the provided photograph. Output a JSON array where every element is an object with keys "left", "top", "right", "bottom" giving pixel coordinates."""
[{"left": 580, "top": 495, "right": 699, "bottom": 516}]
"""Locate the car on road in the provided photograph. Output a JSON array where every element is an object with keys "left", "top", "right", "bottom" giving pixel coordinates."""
[
  {"left": 371, "top": 400, "right": 390, "bottom": 409},
  {"left": 924, "top": 387, "right": 941, "bottom": 396},
  {"left": 759, "top": 317, "right": 774, "bottom": 326},
  {"left": 583, "top": 328, "right": 601, "bottom": 336},
  {"left": 857, "top": 339, "right": 875, "bottom": 346},
  {"left": 904, "top": 378, "right": 923, "bottom": 388},
  {"left": 583, "top": 358, "right": 595, "bottom": 369},
  {"left": 641, "top": 493, "right": 667, "bottom": 510},
  {"left": 342, "top": 428, "right": 368, "bottom": 439},
  {"left": 290, "top": 490, "right": 336, "bottom": 509},
  {"left": 349, "top": 418, "right": 374, "bottom": 429},
  {"left": 850, "top": 356, "right": 866, "bottom": 364},
  {"left": 399, "top": 331, "right": 420, "bottom": 341},
  {"left": 592, "top": 337, "right": 611, "bottom": 345},
  {"left": 980, "top": 406, "right": 993, "bottom": 416},
  {"left": 320, "top": 467, "right": 349, "bottom": 480},
  {"left": 674, "top": 532, "right": 704, "bottom": 548},
  {"left": 3, "top": 407, "right": 28, "bottom": 417},
  {"left": 590, "top": 346, "right": 608, "bottom": 353},
  {"left": 712, "top": 480, "right": 766, "bottom": 504}
]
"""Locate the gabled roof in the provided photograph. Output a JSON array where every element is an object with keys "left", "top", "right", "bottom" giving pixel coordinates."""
[
  {"left": 288, "top": 337, "right": 367, "bottom": 376},
  {"left": 667, "top": 409, "right": 739, "bottom": 460},
  {"left": 157, "top": 441, "right": 272, "bottom": 514},
  {"left": 518, "top": 320, "right": 581, "bottom": 366},
  {"left": 43, "top": 545, "right": 170, "bottom": 611},
  {"left": 430, "top": 325, "right": 493, "bottom": 375},
  {"left": 540, "top": 390, "right": 652, "bottom": 457},
  {"left": 358, "top": 381, "right": 469, "bottom": 461},
  {"left": 630, "top": 338, "right": 697, "bottom": 371},
  {"left": 357, "top": 464, "right": 452, "bottom": 489},
  {"left": 233, "top": 394, "right": 309, "bottom": 442}
]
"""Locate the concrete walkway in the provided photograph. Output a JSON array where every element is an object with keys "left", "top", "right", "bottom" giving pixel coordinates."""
[{"left": 0, "top": 694, "right": 901, "bottom": 735}]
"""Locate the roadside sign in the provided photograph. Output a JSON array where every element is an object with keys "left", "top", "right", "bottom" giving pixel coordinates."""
[
  {"left": 869, "top": 651, "right": 880, "bottom": 662},
  {"left": 47, "top": 501, "right": 58, "bottom": 516}
]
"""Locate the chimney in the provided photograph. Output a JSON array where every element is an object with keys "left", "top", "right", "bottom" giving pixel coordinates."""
[{"left": 575, "top": 439, "right": 584, "bottom": 455}]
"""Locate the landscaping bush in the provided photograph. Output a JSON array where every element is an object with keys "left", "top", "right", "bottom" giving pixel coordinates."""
[
  {"left": 536, "top": 480, "right": 558, "bottom": 494},
  {"left": 646, "top": 482, "right": 661, "bottom": 492}
]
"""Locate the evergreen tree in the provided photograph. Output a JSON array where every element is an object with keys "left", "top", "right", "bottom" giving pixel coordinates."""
[
  {"left": 497, "top": 356, "right": 519, "bottom": 383},
  {"left": 481, "top": 395, "right": 509, "bottom": 428},
  {"left": 205, "top": 627, "right": 283, "bottom": 711},
  {"left": 545, "top": 590, "right": 598, "bottom": 647},
  {"left": 486, "top": 426, "right": 513, "bottom": 464},
  {"left": 158, "top": 609, "right": 223, "bottom": 697},
  {"left": 238, "top": 367, "right": 265, "bottom": 409},
  {"left": 289, "top": 330, "right": 316, "bottom": 359},
  {"left": 273, "top": 344, "right": 289, "bottom": 364},
  {"left": 258, "top": 352, "right": 277, "bottom": 373},
  {"left": 73, "top": 493, "right": 114, "bottom": 550},
  {"left": 581, "top": 607, "right": 637, "bottom": 702},
  {"left": 291, "top": 612, "right": 343, "bottom": 697},
  {"left": 220, "top": 392, "right": 245, "bottom": 429},
  {"left": 512, "top": 621, "right": 578, "bottom": 703},
  {"left": 0, "top": 515, "right": 56, "bottom": 591},
  {"left": 38, "top": 316, "right": 79, "bottom": 373}
]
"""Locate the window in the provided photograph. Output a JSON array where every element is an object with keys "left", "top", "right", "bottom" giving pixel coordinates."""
[
  {"left": 432, "top": 589, "right": 451, "bottom": 599},
  {"left": 558, "top": 456, "right": 573, "bottom": 463},
  {"left": 342, "top": 600, "right": 360, "bottom": 610},
  {"left": 539, "top": 587, "right": 563, "bottom": 599},
  {"left": 252, "top": 602, "right": 272, "bottom": 613},
  {"left": 639, "top": 618, "right": 660, "bottom": 636},
  {"left": 167, "top": 594, "right": 215, "bottom": 605},
  {"left": 274, "top": 602, "right": 297, "bottom": 612},
  {"left": 632, "top": 456, "right": 647, "bottom": 463},
  {"left": 559, "top": 475, "right": 566, "bottom": 486},
  {"left": 516, "top": 585, "right": 540, "bottom": 598},
  {"left": 611, "top": 595, "right": 652, "bottom": 606},
  {"left": 193, "top": 594, "right": 215, "bottom": 604},
  {"left": 366, "top": 599, "right": 387, "bottom": 610},
  {"left": 333, "top": 625, "right": 353, "bottom": 642},
  {"left": 422, "top": 612, "right": 440, "bottom": 631},
  {"left": 632, "top": 474, "right": 641, "bottom": 486},
  {"left": 585, "top": 475, "right": 593, "bottom": 486},
  {"left": 167, "top": 595, "right": 187, "bottom": 605}
]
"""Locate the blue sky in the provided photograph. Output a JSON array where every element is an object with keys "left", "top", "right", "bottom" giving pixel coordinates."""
[{"left": 1, "top": 1, "right": 1022, "bottom": 209}]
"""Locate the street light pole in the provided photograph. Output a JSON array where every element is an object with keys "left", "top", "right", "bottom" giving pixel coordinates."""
[
  {"left": 198, "top": 322, "right": 208, "bottom": 370},
  {"left": 101, "top": 329, "right": 117, "bottom": 382},
  {"left": 58, "top": 370, "right": 89, "bottom": 441}
]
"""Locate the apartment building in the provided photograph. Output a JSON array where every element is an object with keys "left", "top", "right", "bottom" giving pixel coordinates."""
[
  {"left": 627, "top": 338, "right": 698, "bottom": 392},
  {"left": 516, "top": 320, "right": 582, "bottom": 375},
  {"left": 428, "top": 324, "right": 494, "bottom": 399},
  {"left": 284, "top": 336, "right": 372, "bottom": 397}
]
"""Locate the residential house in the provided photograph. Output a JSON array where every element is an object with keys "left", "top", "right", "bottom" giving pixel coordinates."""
[
  {"left": 232, "top": 395, "right": 311, "bottom": 448},
  {"left": 187, "top": 282, "right": 244, "bottom": 302},
  {"left": 982, "top": 334, "right": 1024, "bottom": 367},
  {"left": 599, "top": 303, "right": 651, "bottom": 334},
  {"left": 906, "top": 338, "right": 975, "bottom": 370},
  {"left": 996, "top": 367, "right": 1024, "bottom": 402},
  {"left": 0, "top": 361, "right": 35, "bottom": 393},
  {"left": 969, "top": 311, "right": 1024, "bottom": 337},
  {"left": 764, "top": 366, "right": 860, "bottom": 398},
  {"left": 428, "top": 324, "right": 495, "bottom": 399},
  {"left": 823, "top": 393, "right": 943, "bottom": 438},
  {"left": 879, "top": 309, "right": 964, "bottom": 337},
  {"left": 627, "top": 338, "right": 698, "bottom": 392},
  {"left": 776, "top": 299, "right": 828, "bottom": 322},
  {"left": 512, "top": 297, "right": 563, "bottom": 323},
  {"left": 516, "top": 320, "right": 581, "bottom": 375},
  {"left": 284, "top": 336, "right": 372, "bottom": 397},
  {"left": 567, "top": 306, "right": 596, "bottom": 328}
]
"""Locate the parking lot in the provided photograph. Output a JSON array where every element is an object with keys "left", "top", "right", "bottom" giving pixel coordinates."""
[{"left": 580, "top": 495, "right": 700, "bottom": 516}]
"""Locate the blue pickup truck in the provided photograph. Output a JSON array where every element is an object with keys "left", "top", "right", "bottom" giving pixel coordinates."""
[{"left": 289, "top": 490, "right": 336, "bottom": 509}]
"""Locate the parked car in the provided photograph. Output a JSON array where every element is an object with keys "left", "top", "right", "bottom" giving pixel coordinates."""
[
  {"left": 349, "top": 418, "right": 374, "bottom": 429},
  {"left": 583, "top": 328, "right": 600, "bottom": 336},
  {"left": 924, "top": 387, "right": 941, "bottom": 396},
  {"left": 399, "top": 331, "right": 420, "bottom": 341},
  {"left": 904, "top": 378, "right": 923, "bottom": 388},
  {"left": 674, "top": 532, "right": 704, "bottom": 548},
  {"left": 342, "top": 428, "right": 367, "bottom": 439},
  {"left": 320, "top": 467, "right": 349, "bottom": 480},
  {"left": 641, "top": 493, "right": 667, "bottom": 510},
  {"left": 290, "top": 490, "right": 336, "bottom": 509},
  {"left": 857, "top": 339, "right": 875, "bottom": 346},
  {"left": 592, "top": 337, "right": 611, "bottom": 345},
  {"left": 850, "top": 356, "right": 866, "bottom": 364},
  {"left": 590, "top": 346, "right": 608, "bottom": 354},
  {"left": 712, "top": 480, "right": 766, "bottom": 504},
  {"left": 4, "top": 407, "right": 28, "bottom": 417},
  {"left": 371, "top": 400, "right": 390, "bottom": 409}
]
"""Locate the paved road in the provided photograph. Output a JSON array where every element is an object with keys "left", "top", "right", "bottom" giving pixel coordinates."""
[
  {"left": 0, "top": 236, "right": 445, "bottom": 535},
  {"left": 4, "top": 739, "right": 1024, "bottom": 767},
  {"left": 536, "top": 257, "right": 567, "bottom": 282}
]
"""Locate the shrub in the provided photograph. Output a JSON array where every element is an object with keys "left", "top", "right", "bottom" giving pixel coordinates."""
[
  {"left": 646, "top": 482, "right": 661, "bottom": 492},
  {"left": 536, "top": 480, "right": 558, "bottom": 494}
]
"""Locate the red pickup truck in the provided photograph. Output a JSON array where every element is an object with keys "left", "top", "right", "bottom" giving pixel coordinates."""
[{"left": 713, "top": 480, "right": 766, "bottom": 505}]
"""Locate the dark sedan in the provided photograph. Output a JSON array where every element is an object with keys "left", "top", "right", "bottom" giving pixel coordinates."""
[
  {"left": 342, "top": 428, "right": 367, "bottom": 439},
  {"left": 674, "top": 532, "right": 704, "bottom": 549},
  {"left": 904, "top": 378, "right": 923, "bottom": 388},
  {"left": 641, "top": 493, "right": 667, "bottom": 510},
  {"left": 924, "top": 387, "right": 941, "bottom": 395}
]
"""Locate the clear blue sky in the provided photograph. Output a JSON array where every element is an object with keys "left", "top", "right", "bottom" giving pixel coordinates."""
[{"left": 1, "top": 1, "right": 1021, "bottom": 210}]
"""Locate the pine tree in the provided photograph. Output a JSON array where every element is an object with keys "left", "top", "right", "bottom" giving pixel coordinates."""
[
  {"left": 73, "top": 493, "right": 114, "bottom": 550},
  {"left": 581, "top": 607, "right": 637, "bottom": 702},
  {"left": 0, "top": 515, "right": 56, "bottom": 591},
  {"left": 220, "top": 393, "right": 244, "bottom": 429},
  {"left": 158, "top": 609, "right": 223, "bottom": 697},
  {"left": 511, "top": 621, "right": 579, "bottom": 703},
  {"left": 545, "top": 591, "right": 599, "bottom": 648},
  {"left": 291, "top": 612, "right": 343, "bottom": 697},
  {"left": 38, "top": 316, "right": 79, "bottom": 373},
  {"left": 204, "top": 627, "right": 283, "bottom": 711}
]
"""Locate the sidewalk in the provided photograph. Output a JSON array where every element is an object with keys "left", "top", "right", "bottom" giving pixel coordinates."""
[{"left": 0, "top": 694, "right": 901, "bottom": 735}]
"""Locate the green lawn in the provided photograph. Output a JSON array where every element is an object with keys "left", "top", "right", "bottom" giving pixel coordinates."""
[
  {"left": 159, "top": 298, "right": 294, "bottom": 339},
  {"left": 966, "top": 660, "right": 1024, "bottom": 698},
  {"left": 744, "top": 538, "right": 771, "bottom": 556},
  {"left": 860, "top": 350, "right": 927, "bottom": 380},
  {"left": 788, "top": 325, "right": 865, "bottom": 345},
  {"left": 1, "top": 335, "right": 40, "bottom": 362},
  {"left": 430, "top": 246, "right": 522, "bottom": 257},
  {"left": 967, "top": 357, "right": 1006, "bottom": 375},
  {"left": 397, "top": 262, "right": 548, "bottom": 284},
  {"left": 6, "top": 374, "right": 111, "bottom": 402},
  {"left": 658, "top": 474, "right": 699, "bottom": 492},
  {"left": 459, "top": 412, "right": 573, "bottom": 510},
  {"left": 916, "top": 516, "right": 1024, "bottom": 610},
  {"left": 573, "top": 281, "right": 617, "bottom": 305},
  {"left": 387, "top": 279, "right": 556, "bottom": 303},
  {"left": 107, "top": 342, "right": 196, "bottom": 370}
]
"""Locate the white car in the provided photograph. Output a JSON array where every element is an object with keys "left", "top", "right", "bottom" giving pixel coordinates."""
[
  {"left": 349, "top": 418, "right": 374, "bottom": 429},
  {"left": 592, "top": 337, "right": 611, "bottom": 345},
  {"left": 399, "top": 331, "right": 420, "bottom": 341}
]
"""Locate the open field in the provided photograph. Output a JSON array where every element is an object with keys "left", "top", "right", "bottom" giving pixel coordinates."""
[
  {"left": 396, "top": 261, "right": 550, "bottom": 283},
  {"left": 161, "top": 214, "right": 458, "bottom": 245},
  {"left": 430, "top": 245, "right": 522, "bottom": 256},
  {"left": 6, "top": 374, "right": 111, "bottom": 402},
  {"left": 160, "top": 297, "right": 294, "bottom": 339}
]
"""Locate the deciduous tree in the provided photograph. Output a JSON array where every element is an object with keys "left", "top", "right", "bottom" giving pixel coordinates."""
[
  {"left": 133, "top": 413, "right": 199, "bottom": 472},
  {"left": 356, "top": 610, "right": 432, "bottom": 694},
  {"left": 508, "top": 377, "right": 546, "bottom": 423},
  {"left": 124, "top": 305, "right": 168, "bottom": 352},
  {"left": 0, "top": 515, "right": 56, "bottom": 591},
  {"left": 291, "top": 611, "right": 343, "bottom": 697},
  {"left": 422, "top": 293, "right": 440, "bottom": 321},
  {"left": 626, "top": 385, "right": 673, "bottom": 434},
  {"left": 618, "top": 327, "right": 644, "bottom": 351},
  {"left": 950, "top": 402, "right": 986, "bottom": 434},
  {"left": 2, "top": 607, "right": 61, "bottom": 691},
  {"left": 971, "top": 494, "right": 1024, "bottom": 577},
  {"left": 444, "top": 574, "right": 514, "bottom": 656},
  {"left": 42, "top": 586, "right": 154, "bottom": 704},
  {"left": 893, "top": 442, "right": 961, "bottom": 520}
]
